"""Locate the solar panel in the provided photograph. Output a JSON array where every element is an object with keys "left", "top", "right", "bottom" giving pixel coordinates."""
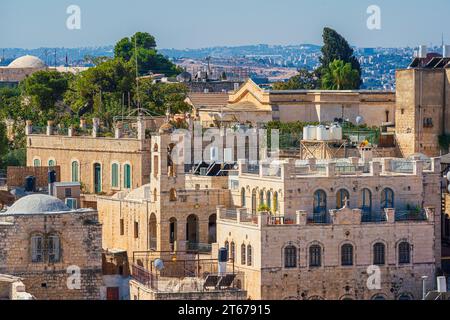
[
  {"left": 217, "top": 274, "right": 236, "bottom": 288},
  {"left": 203, "top": 275, "right": 220, "bottom": 289}
]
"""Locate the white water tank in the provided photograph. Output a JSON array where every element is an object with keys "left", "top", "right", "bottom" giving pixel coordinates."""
[
  {"left": 418, "top": 45, "right": 428, "bottom": 58},
  {"left": 437, "top": 276, "right": 447, "bottom": 293},
  {"left": 316, "top": 125, "right": 330, "bottom": 141},
  {"left": 444, "top": 45, "right": 450, "bottom": 58},
  {"left": 330, "top": 124, "right": 343, "bottom": 140},
  {"left": 303, "top": 125, "right": 317, "bottom": 141}
]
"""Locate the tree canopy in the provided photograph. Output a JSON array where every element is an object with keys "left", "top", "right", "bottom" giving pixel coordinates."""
[
  {"left": 275, "top": 27, "right": 362, "bottom": 91},
  {"left": 319, "top": 27, "right": 361, "bottom": 87},
  {"left": 321, "top": 60, "right": 360, "bottom": 90},
  {"left": 272, "top": 69, "right": 319, "bottom": 90},
  {"left": 114, "top": 32, "right": 180, "bottom": 76},
  {"left": 20, "top": 70, "right": 69, "bottom": 111}
]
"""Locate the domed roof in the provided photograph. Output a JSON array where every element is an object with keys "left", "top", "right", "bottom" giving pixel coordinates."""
[
  {"left": 159, "top": 122, "right": 175, "bottom": 134},
  {"left": 176, "top": 71, "right": 192, "bottom": 82},
  {"left": 5, "top": 194, "right": 70, "bottom": 215},
  {"left": 8, "top": 55, "right": 47, "bottom": 69}
]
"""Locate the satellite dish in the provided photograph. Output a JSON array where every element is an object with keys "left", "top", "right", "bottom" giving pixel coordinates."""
[
  {"left": 448, "top": 184, "right": 450, "bottom": 194},
  {"left": 154, "top": 259, "right": 165, "bottom": 271},
  {"left": 356, "top": 116, "right": 364, "bottom": 125},
  {"left": 447, "top": 172, "right": 450, "bottom": 181}
]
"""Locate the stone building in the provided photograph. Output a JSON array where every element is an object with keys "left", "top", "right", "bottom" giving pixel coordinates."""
[
  {"left": 0, "top": 194, "right": 103, "bottom": 300},
  {"left": 97, "top": 122, "right": 231, "bottom": 259},
  {"left": 0, "top": 55, "right": 48, "bottom": 86},
  {"left": 395, "top": 58, "right": 450, "bottom": 158},
  {"left": 216, "top": 156, "right": 442, "bottom": 299},
  {"left": 192, "top": 79, "right": 396, "bottom": 127},
  {"left": 25, "top": 117, "right": 164, "bottom": 197}
]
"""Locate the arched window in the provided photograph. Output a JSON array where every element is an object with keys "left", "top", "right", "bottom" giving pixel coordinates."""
[
  {"left": 71, "top": 161, "right": 79, "bottom": 182},
  {"left": 398, "top": 293, "right": 413, "bottom": 300},
  {"left": 33, "top": 158, "right": 41, "bottom": 167},
  {"left": 241, "top": 244, "right": 246, "bottom": 265},
  {"left": 284, "top": 245, "right": 297, "bottom": 268},
  {"left": 124, "top": 164, "right": 131, "bottom": 189},
  {"left": 259, "top": 190, "right": 264, "bottom": 206},
  {"left": 398, "top": 242, "right": 411, "bottom": 264},
  {"left": 381, "top": 188, "right": 394, "bottom": 209},
  {"left": 247, "top": 245, "right": 252, "bottom": 266},
  {"left": 336, "top": 189, "right": 350, "bottom": 209},
  {"left": 341, "top": 244, "right": 354, "bottom": 266},
  {"left": 309, "top": 245, "right": 322, "bottom": 267},
  {"left": 230, "top": 242, "right": 235, "bottom": 262},
  {"left": 169, "top": 188, "right": 177, "bottom": 201},
  {"left": 225, "top": 241, "right": 229, "bottom": 256},
  {"left": 373, "top": 242, "right": 386, "bottom": 265},
  {"left": 241, "top": 188, "right": 246, "bottom": 207},
  {"left": 273, "top": 192, "right": 279, "bottom": 213},
  {"left": 31, "top": 234, "right": 43, "bottom": 263},
  {"left": 111, "top": 163, "right": 119, "bottom": 188},
  {"left": 47, "top": 234, "right": 60, "bottom": 263},
  {"left": 360, "top": 188, "right": 372, "bottom": 214},
  {"left": 48, "top": 159, "right": 56, "bottom": 167},
  {"left": 313, "top": 190, "right": 327, "bottom": 214},
  {"left": 266, "top": 191, "right": 272, "bottom": 209},
  {"left": 372, "top": 294, "right": 386, "bottom": 300},
  {"left": 251, "top": 189, "right": 257, "bottom": 214}
]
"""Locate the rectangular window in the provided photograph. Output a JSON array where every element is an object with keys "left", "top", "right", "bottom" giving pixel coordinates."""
[
  {"left": 120, "top": 219, "right": 124, "bottom": 236},
  {"left": 31, "top": 236, "right": 43, "bottom": 263},
  {"left": 134, "top": 221, "right": 139, "bottom": 239},
  {"left": 65, "top": 188, "right": 72, "bottom": 197},
  {"left": 47, "top": 236, "right": 60, "bottom": 263}
]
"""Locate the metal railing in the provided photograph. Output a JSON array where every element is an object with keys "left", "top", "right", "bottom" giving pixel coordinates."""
[
  {"left": 186, "top": 242, "right": 212, "bottom": 253},
  {"left": 395, "top": 210, "right": 428, "bottom": 222}
]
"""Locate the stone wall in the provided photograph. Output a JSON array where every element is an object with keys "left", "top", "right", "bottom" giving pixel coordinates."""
[
  {"left": 7, "top": 166, "right": 61, "bottom": 189},
  {"left": 217, "top": 207, "right": 437, "bottom": 300},
  {"left": 0, "top": 210, "right": 103, "bottom": 300},
  {"left": 26, "top": 134, "right": 151, "bottom": 194}
]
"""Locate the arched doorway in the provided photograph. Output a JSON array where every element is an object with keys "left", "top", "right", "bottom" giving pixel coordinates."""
[
  {"left": 208, "top": 214, "right": 217, "bottom": 244},
  {"left": 251, "top": 189, "right": 257, "bottom": 214},
  {"left": 169, "top": 217, "right": 177, "bottom": 251},
  {"left": 149, "top": 213, "right": 157, "bottom": 250},
  {"left": 186, "top": 214, "right": 199, "bottom": 246}
]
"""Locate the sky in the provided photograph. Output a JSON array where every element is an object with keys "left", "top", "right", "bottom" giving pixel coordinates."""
[{"left": 1, "top": 0, "right": 449, "bottom": 49}]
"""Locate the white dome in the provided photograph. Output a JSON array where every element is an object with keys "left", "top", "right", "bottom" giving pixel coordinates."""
[
  {"left": 5, "top": 194, "right": 70, "bottom": 215},
  {"left": 8, "top": 55, "right": 47, "bottom": 69}
]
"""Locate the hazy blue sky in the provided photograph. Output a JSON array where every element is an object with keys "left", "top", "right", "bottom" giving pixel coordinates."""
[{"left": 1, "top": 0, "right": 449, "bottom": 49}]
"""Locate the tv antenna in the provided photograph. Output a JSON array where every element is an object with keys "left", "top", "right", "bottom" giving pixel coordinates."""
[{"left": 135, "top": 36, "right": 142, "bottom": 116}]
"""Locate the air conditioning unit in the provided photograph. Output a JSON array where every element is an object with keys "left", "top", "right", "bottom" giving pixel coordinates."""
[{"left": 65, "top": 198, "right": 78, "bottom": 209}]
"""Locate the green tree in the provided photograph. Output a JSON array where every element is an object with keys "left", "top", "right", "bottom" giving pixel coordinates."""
[
  {"left": 272, "top": 69, "right": 319, "bottom": 90},
  {"left": 137, "top": 78, "right": 191, "bottom": 115},
  {"left": 114, "top": 32, "right": 180, "bottom": 76},
  {"left": 319, "top": 27, "right": 361, "bottom": 87},
  {"left": 321, "top": 60, "right": 360, "bottom": 90},
  {"left": 20, "top": 70, "right": 69, "bottom": 111},
  {"left": 65, "top": 58, "right": 134, "bottom": 115}
]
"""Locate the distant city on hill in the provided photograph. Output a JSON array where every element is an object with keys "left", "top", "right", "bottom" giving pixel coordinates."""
[{"left": 1, "top": 44, "right": 446, "bottom": 90}]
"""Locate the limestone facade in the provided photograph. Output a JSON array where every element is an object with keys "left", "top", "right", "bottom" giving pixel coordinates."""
[
  {"left": 0, "top": 197, "right": 103, "bottom": 300},
  {"left": 216, "top": 207, "right": 437, "bottom": 300},
  {"left": 395, "top": 68, "right": 450, "bottom": 157}
]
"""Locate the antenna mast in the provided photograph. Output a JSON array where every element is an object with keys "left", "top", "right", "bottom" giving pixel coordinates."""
[{"left": 135, "top": 36, "right": 141, "bottom": 116}]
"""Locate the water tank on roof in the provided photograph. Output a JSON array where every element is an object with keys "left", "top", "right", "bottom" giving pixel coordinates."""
[
  {"left": 330, "top": 124, "right": 343, "bottom": 140},
  {"left": 303, "top": 125, "right": 317, "bottom": 141},
  {"left": 444, "top": 45, "right": 450, "bottom": 58},
  {"left": 24, "top": 176, "right": 36, "bottom": 192},
  {"left": 419, "top": 45, "right": 428, "bottom": 58},
  {"left": 316, "top": 125, "right": 330, "bottom": 141}
]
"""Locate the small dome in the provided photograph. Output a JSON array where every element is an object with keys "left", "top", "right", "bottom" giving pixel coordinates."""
[
  {"left": 176, "top": 71, "right": 192, "bottom": 82},
  {"left": 159, "top": 122, "right": 175, "bottom": 134},
  {"left": 8, "top": 55, "right": 47, "bottom": 69},
  {"left": 5, "top": 194, "right": 70, "bottom": 215}
]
